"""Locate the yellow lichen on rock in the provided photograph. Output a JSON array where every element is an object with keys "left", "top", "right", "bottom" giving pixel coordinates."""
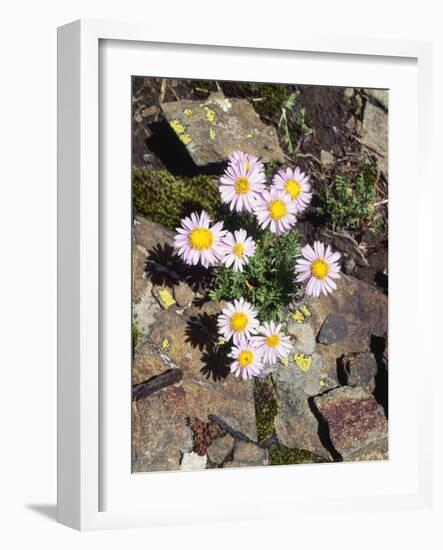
[
  {"left": 170, "top": 119, "right": 186, "bottom": 135},
  {"left": 179, "top": 133, "right": 192, "bottom": 145},
  {"left": 184, "top": 108, "right": 193, "bottom": 117},
  {"left": 161, "top": 338, "right": 170, "bottom": 350},
  {"left": 158, "top": 288, "right": 176, "bottom": 309},
  {"left": 294, "top": 353, "right": 312, "bottom": 372},
  {"left": 209, "top": 128, "right": 216, "bottom": 141},
  {"left": 203, "top": 106, "right": 217, "bottom": 124}
]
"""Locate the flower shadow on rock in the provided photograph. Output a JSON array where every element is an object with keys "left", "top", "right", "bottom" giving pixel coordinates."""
[
  {"left": 145, "top": 242, "right": 214, "bottom": 292},
  {"left": 185, "top": 312, "right": 230, "bottom": 381}
]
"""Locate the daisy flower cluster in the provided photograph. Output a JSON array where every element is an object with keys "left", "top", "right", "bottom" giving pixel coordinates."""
[
  {"left": 173, "top": 151, "right": 342, "bottom": 380},
  {"left": 218, "top": 298, "right": 292, "bottom": 379}
]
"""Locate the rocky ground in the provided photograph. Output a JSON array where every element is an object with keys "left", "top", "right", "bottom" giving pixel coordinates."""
[
  {"left": 132, "top": 216, "right": 388, "bottom": 471},
  {"left": 131, "top": 79, "right": 389, "bottom": 471}
]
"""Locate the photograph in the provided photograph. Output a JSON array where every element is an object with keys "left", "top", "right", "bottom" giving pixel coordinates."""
[{"left": 131, "top": 76, "right": 389, "bottom": 473}]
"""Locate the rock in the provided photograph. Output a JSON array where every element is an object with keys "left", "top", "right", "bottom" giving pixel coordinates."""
[
  {"left": 132, "top": 245, "right": 148, "bottom": 303},
  {"left": 344, "top": 88, "right": 354, "bottom": 99},
  {"left": 287, "top": 322, "right": 316, "bottom": 355},
  {"left": 180, "top": 451, "right": 207, "bottom": 471},
  {"left": 342, "top": 352, "right": 378, "bottom": 393},
  {"left": 181, "top": 422, "right": 194, "bottom": 454},
  {"left": 345, "top": 116, "right": 356, "bottom": 130},
  {"left": 133, "top": 368, "right": 183, "bottom": 401},
  {"left": 132, "top": 385, "right": 186, "bottom": 473},
  {"left": 161, "top": 91, "right": 285, "bottom": 166},
  {"left": 173, "top": 281, "right": 195, "bottom": 307},
  {"left": 320, "top": 149, "right": 335, "bottom": 167},
  {"left": 232, "top": 441, "right": 268, "bottom": 466},
  {"left": 132, "top": 302, "right": 259, "bottom": 472},
  {"left": 365, "top": 89, "right": 388, "bottom": 111},
  {"left": 207, "top": 434, "right": 235, "bottom": 464},
  {"left": 134, "top": 215, "right": 175, "bottom": 253},
  {"left": 152, "top": 285, "right": 176, "bottom": 309},
  {"left": 273, "top": 380, "right": 332, "bottom": 460},
  {"left": 360, "top": 100, "right": 388, "bottom": 175},
  {"left": 306, "top": 276, "right": 388, "bottom": 382},
  {"left": 313, "top": 386, "right": 388, "bottom": 461},
  {"left": 132, "top": 281, "right": 161, "bottom": 336},
  {"left": 133, "top": 343, "right": 173, "bottom": 385},
  {"left": 317, "top": 314, "right": 348, "bottom": 344}
]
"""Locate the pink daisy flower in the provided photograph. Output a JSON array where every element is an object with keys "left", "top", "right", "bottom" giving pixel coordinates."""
[
  {"left": 173, "top": 210, "right": 226, "bottom": 268},
  {"left": 228, "top": 337, "right": 264, "bottom": 380},
  {"left": 219, "top": 155, "right": 266, "bottom": 213},
  {"left": 253, "top": 188, "right": 297, "bottom": 235},
  {"left": 220, "top": 229, "right": 256, "bottom": 272},
  {"left": 272, "top": 166, "right": 313, "bottom": 213},
  {"left": 295, "top": 241, "right": 341, "bottom": 297},
  {"left": 255, "top": 321, "right": 292, "bottom": 365},
  {"left": 229, "top": 150, "right": 264, "bottom": 173},
  {"left": 217, "top": 297, "right": 260, "bottom": 345}
]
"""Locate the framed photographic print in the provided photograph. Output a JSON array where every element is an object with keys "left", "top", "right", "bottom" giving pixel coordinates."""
[{"left": 57, "top": 19, "right": 433, "bottom": 530}]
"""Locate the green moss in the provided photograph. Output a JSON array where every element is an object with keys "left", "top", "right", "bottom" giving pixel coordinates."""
[
  {"left": 132, "top": 167, "right": 222, "bottom": 230},
  {"left": 254, "top": 377, "right": 278, "bottom": 444},
  {"left": 252, "top": 84, "right": 289, "bottom": 119},
  {"left": 269, "top": 444, "right": 326, "bottom": 465},
  {"left": 132, "top": 322, "right": 141, "bottom": 354}
]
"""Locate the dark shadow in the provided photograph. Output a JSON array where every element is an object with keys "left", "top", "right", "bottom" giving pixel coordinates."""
[
  {"left": 146, "top": 120, "right": 226, "bottom": 177},
  {"left": 145, "top": 243, "right": 214, "bottom": 293},
  {"left": 308, "top": 395, "right": 343, "bottom": 462},
  {"left": 185, "top": 312, "right": 218, "bottom": 351},
  {"left": 370, "top": 335, "right": 388, "bottom": 418},
  {"left": 336, "top": 355, "right": 349, "bottom": 386},
  {"left": 184, "top": 312, "right": 230, "bottom": 381},
  {"left": 200, "top": 344, "right": 230, "bottom": 381},
  {"left": 374, "top": 270, "right": 388, "bottom": 294},
  {"left": 26, "top": 504, "right": 57, "bottom": 522}
]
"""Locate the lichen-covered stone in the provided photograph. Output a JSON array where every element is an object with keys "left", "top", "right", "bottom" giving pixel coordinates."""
[
  {"left": 313, "top": 386, "right": 388, "bottom": 461},
  {"left": 161, "top": 91, "right": 285, "bottom": 166}
]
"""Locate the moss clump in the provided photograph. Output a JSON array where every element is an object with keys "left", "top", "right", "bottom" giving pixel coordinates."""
[
  {"left": 132, "top": 322, "right": 141, "bottom": 354},
  {"left": 317, "top": 162, "right": 381, "bottom": 233},
  {"left": 132, "top": 167, "right": 222, "bottom": 230},
  {"left": 254, "top": 376, "right": 278, "bottom": 444},
  {"left": 269, "top": 444, "right": 326, "bottom": 466}
]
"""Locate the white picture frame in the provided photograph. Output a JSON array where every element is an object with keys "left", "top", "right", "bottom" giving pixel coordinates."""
[{"left": 57, "top": 19, "right": 434, "bottom": 531}]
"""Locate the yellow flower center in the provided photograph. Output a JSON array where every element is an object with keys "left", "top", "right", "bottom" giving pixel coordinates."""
[
  {"left": 285, "top": 179, "right": 301, "bottom": 199},
  {"left": 233, "top": 243, "right": 245, "bottom": 257},
  {"left": 238, "top": 350, "right": 254, "bottom": 367},
  {"left": 265, "top": 334, "right": 281, "bottom": 348},
  {"left": 311, "top": 258, "right": 329, "bottom": 279},
  {"left": 230, "top": 312, "right": 248, "bottom": 332},
  {"left": 235, "top": 177, "right": 250, "bottom": 194},
  {"left": 188, "top": 228, "right": 214, "bottom": 250},
  {"left": 268, "top": 200, "right": 287, "bottom": 221}
]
